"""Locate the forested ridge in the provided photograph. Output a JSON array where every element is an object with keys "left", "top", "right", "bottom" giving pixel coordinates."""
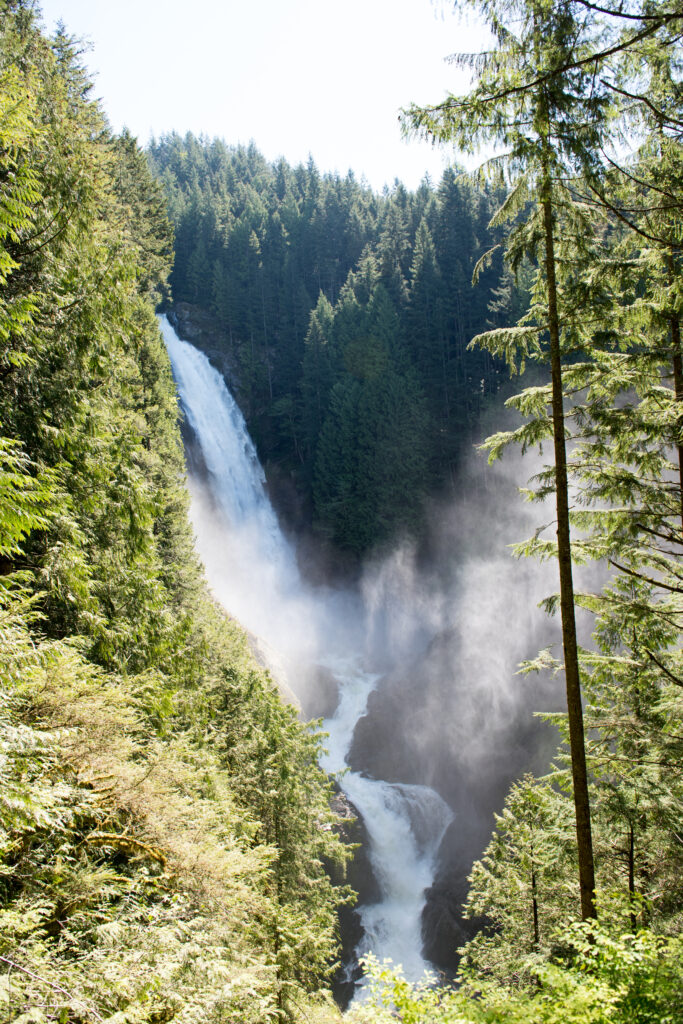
[
  {"left": 147, "top": 134, "right": 525, "bottom": 552},
  {"left": 1, "top": 0, "right": 683, "bottom": 1023},
  {"left": 360, "top": 0, "right": 683, "bottom": 1019}
]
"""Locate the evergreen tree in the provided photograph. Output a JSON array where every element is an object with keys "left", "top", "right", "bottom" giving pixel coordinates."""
[
  {"left": 461, "top": 775, "right": 577, "bottom": 982},
  {"left": 301, "top": 293, "right": 337, "bottom": 461},
  {"left": 407, "top": 218, "right": 448, "bottom": 468},
  {"left": 0, "top": 8, "right": 353, "bottom": 1021},
  {"left": 148, "top": 135, "right": 516, "bottom": 552},
  {"left": 312, "top": 282, "right": 430, "bottom": 551},
  {"left": 405, "top": 0, "right": 613, "bottom": 918}
]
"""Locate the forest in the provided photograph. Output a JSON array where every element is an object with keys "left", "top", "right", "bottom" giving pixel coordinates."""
[
  {"left": 1, "top": 0, "right": 682, "bottom": 1022},
  {"left": 147, "top": 132, "right": 526, "bottom": 553}
]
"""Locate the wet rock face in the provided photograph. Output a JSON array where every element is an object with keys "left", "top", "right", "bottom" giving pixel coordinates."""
[
  {"left": 327, "top": 790, "right": 382, "bottom": 1009},
  {"left": 421, "top": 824, "right": 491, "bottom": 969},
  {"left": 332, "top": 792, "right": 382, "bottom": 908},
  {"left": 299, "top": 665, "right": 340, "bottom": 721},
  {"left": 168, "top": 303, "right": 239, "bottom": 390}
]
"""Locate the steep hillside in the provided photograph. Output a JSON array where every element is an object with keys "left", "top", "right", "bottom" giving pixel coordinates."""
[
  {"left": 3, "top": 4, "right": 682, "bottom": 1024},
  {"left": 0, "top": 6, "right": 351, "bottom": 1022}
]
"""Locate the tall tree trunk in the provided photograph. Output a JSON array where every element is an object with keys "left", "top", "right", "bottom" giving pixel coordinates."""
[
  {"left": 670, "top": 315, "right": 683, "bottom": 532},
  {"left": 274, "top": 817, "right": 285, "bottom": 1021},
  {"left": 628, "top": 820, "right": 637, "bottom": 933},
  {"left": 662, "top": 147, "right": 683, "bottom": 532},
  {"left": 541, "top": 161, "right": 597, "bottom": 921},
  {"left": 666, "top": 252, "right": 683, "bottom": 531}
]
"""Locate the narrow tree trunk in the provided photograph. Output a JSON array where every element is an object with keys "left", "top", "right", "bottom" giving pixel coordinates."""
[
  {"left": 260, "top": 278, "right": 273, "bottom": 402},
  {"left": 541, "top": 174, "right": 597, "bottom": 921},
  {"left": 628, "top": 821, "right": 637, "bottom": 933},
  {"left": 668, "top": 309, "right": 683, "bottom": 532},
  {"left": 531, "top": 859, "right": 540, "bottom": 949},
  {"left": 274, "top": 816, "right": 285, "bottom": 1021},
  {"left": 663, "top": 183, "right": 683, "bottom": 533}
]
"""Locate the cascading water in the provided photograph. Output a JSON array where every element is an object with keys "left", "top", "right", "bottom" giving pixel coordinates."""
[
  {"left": 159, "top": 316, "right": 303, "bottom": 647},
  {"left": 319, "top": 660, "right": 452, "bottom": 981},
  {"left": 159, "top": 314, "right": 454, "bottom": 990}
]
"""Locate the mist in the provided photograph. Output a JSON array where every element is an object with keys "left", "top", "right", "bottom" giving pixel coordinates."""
[
  {"left": 161, "top": 314, "right": 595, "bottom": 982},
  {"left": 187, "top": 431, "right": 575, "bottom": 969}
]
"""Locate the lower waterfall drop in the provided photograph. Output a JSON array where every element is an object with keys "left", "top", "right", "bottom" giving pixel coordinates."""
[
  {"left": 160, "top": 314, "right": 454, "bottom": 992},
  {"left": 319, "top": 658, "right": 453, "bottom": 983}
]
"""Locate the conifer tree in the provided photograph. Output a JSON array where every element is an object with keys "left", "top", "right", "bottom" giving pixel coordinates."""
[
  {"left": 149, "top": 134, "right": 514, "bottom": 550},
  {"left": 301, "top": 293, "right": 337, "bottom": 460},
  {"left": 404, "top": 0, "right": 612, "bottom": 918},
  {"left": 460, "top": 774, "right": 577, "bottom": 981},
  {"left": 0, "top": 11, "right": 354, "bottom": 1020}
]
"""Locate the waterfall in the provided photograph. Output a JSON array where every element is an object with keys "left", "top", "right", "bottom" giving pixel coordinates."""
[
  {"left": 159, "top": 315, "right": 305, "bottom": 654},
  {"left": 319, "top": 658, "right": 452, "bottom": 982},
  {"left": 160, "top": 314, "right": 454, "bottom": 990}
]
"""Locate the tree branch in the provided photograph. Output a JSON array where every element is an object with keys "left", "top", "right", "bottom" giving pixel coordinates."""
[
  {"left": 0, "top": 956, "right": 105, "bottom": 1022},
  {"left": 433, "top": 13, "right": 682, "bottom": 110},
  {"left": 602, "top": 79, "right": 683, "bottom": 127},
  {"left": 586, "top": 181, "right": 674, "bottom": 244},
  {"left": 608, "top": 557, "right": 683, "bottom": 593},
  {"left": 645, "top": 648, "right": 683, "bottom": 688},
  {"left": 85, "top": 830, "right": 167, "bottom": 866},
  {"left": 573, "top": 1, "right": 683, "bottom": 22}
]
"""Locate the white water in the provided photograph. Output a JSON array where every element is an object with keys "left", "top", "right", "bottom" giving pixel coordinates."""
[
  {"left": 160, "top": 314, "right": 453, "bottom": 988},
  {"left": 319, "top": 659, "right": 452, "bottom": 982}
]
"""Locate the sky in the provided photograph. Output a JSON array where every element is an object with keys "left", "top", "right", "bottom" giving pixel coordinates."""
[{"left": 36, "top": 0, "right": 488, "bottom": 192}]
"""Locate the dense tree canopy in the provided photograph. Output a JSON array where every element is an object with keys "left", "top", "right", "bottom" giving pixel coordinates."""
[
  {"left": 400, "top": 0, "right": 683, "bottom": 1003},
  {"left": 2, "top": 0, "right": 682, "bottom": 1022},
  {"left": 0, "top": 5, "right": 352, "bottom": 1022},
  {"left": 148, "top": 135, "right": 518, "bottom": 552}
]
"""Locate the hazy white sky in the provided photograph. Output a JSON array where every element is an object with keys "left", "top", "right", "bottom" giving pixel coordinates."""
[{"left": 37, "top": 0, "right": 487, "bottom": 191}]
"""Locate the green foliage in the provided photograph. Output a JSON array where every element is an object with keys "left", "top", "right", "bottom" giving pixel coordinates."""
[
  {"left": 0, "top": 588, "right": 351, "bottom": 1023},
  {"left": 402, "top": 0, "right": 683, "bottom": 995},
  {"left": 148, "top": 135, "right": 516, "bottom": 553},
  {"left": 3, "top": 3, "right": 680, "bottom": 1021},
  {"left": 0, "top": 5, "right": 353, "bottom": 1022},
  {"left": 347, "top": 920, "right": 683, "bottom": 1024},
  {"left": 312, "top": 276, "right": 430, "bottom": 550},
  {"left": 0, "top": 439, "right": 51, "bottom": 557},
  {"left": 460, "top": 775, "right": 578, "bottom": 984}
]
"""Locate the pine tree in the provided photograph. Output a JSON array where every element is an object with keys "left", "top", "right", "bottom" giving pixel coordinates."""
[
  {"left": 460, "top": 774, "right": 577, "bottom": 982},
  {"left": 301, "top": 293, "right": 337, "bottom": 461},
  {"left": 0, "top": 10, "right": 354, "bottom": 1022},
  {"left": 404, "top": 0, "right": 613, "bottom": 918},
  {"left": 148, "top": 134, "right": 515, "bottom": 549}
]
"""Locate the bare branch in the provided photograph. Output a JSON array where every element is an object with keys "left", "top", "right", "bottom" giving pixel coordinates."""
[{"left": 0, "top": 956, "right": 105, "bottom": 1022}]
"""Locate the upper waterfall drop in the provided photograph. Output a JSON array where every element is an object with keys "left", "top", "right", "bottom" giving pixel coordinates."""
[
  {"left": 159, "top": 315, "right": 285, "bottom": 548},
  {"left": 159, "top": 314, "right": 304, "bottom": 648}
]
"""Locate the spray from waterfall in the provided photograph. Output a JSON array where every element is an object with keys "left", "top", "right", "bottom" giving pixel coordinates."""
[
  {"left": 160, "top": 315, "right": 454, "bottom": 987},
  {"left": 159, "top": 313, "right": 592, "bottom": 990}
]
